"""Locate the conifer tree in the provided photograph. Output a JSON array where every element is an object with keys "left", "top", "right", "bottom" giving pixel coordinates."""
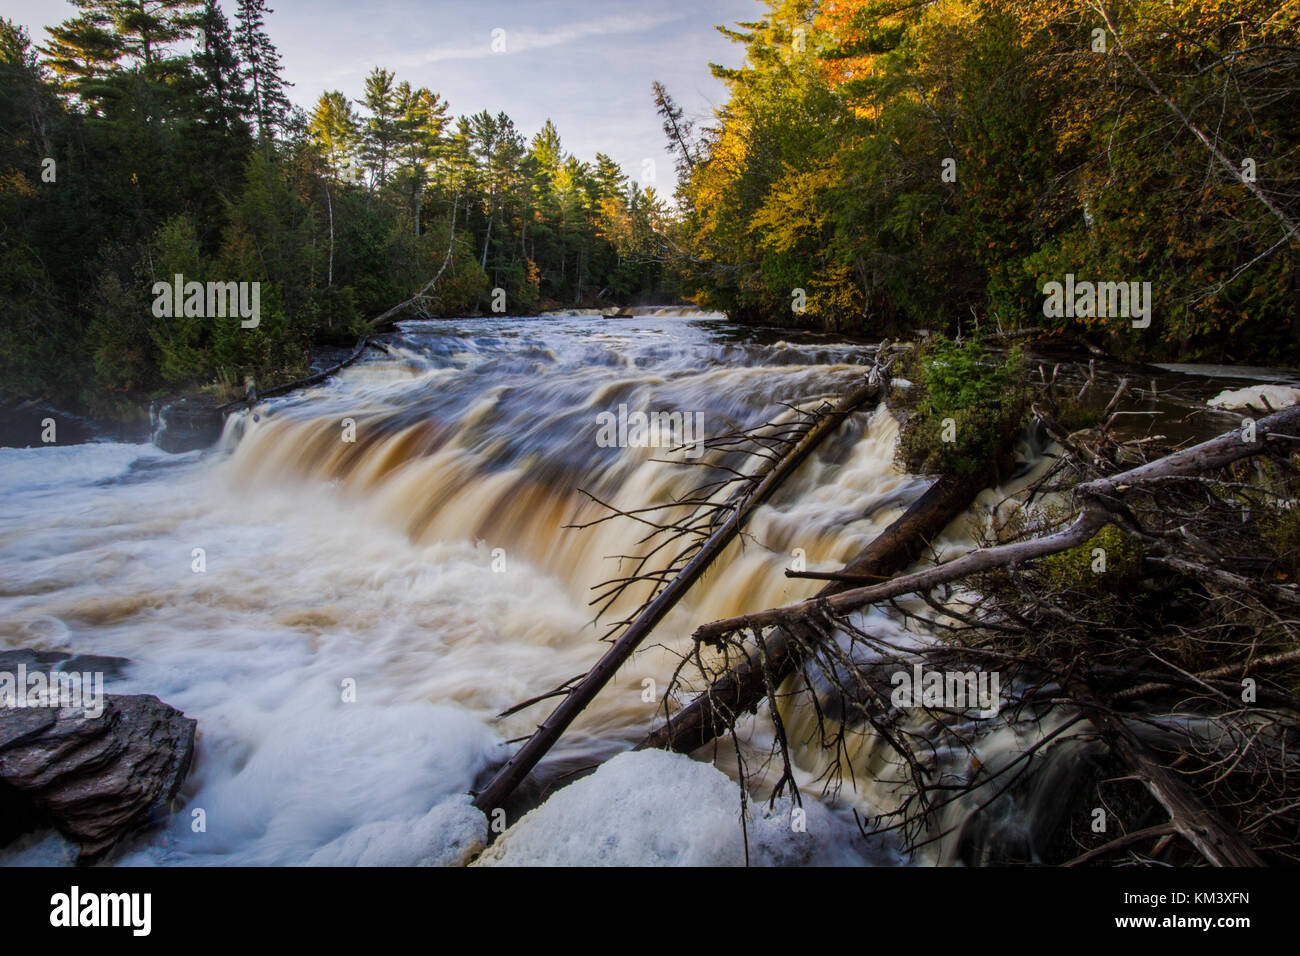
[
  {"left": 233, "top": 0, "right": 289, "bottom": 139},
  {"left": 193, "top": 0, "right": 249, "bottom": 134}
]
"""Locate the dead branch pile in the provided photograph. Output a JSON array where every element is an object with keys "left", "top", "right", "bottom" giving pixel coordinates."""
[{"left": 649, "top": 378, "right": 1300, "bottom": 866}]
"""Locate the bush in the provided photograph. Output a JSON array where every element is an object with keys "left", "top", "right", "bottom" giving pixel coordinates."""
[{"left": 896, "top": 335, "right": 1029, "bottom": 477}]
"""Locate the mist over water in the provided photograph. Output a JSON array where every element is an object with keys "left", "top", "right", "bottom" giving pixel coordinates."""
[{"left": 0, "top": 312, "right": 946, "bottom": 866}]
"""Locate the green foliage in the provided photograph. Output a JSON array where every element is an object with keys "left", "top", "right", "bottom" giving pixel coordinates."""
[
  {"left": 1257, "top": 453, "right": 1300, "bottom": 584},
  {"left": 896, "top": 336, "right": 1029, "bottom": 477},
  {"left": 1039, "top": 523, "right": 1144, "bottom": 600},
  {"left": 673, "top": 0, "right": 1300, "bottom": 364},
  {"left": 1261, "top": 505, "right": 1300, "bottom": 581}
]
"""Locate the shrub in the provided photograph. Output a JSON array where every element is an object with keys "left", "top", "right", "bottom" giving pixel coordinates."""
[{"left": 896, "top": 335, "right": 1029, "bottom": 478}]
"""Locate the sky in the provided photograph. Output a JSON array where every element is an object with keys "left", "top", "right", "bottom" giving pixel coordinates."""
[{"left": 4, "top": 0, "right": 763, "bottom": 191}]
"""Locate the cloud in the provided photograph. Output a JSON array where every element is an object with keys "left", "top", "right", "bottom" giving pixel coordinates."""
[{"left": 416, "top": 11, "right": 684, "bottom": 64}]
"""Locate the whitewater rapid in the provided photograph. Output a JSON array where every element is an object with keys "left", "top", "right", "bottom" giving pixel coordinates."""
[{"left": 0, "top": 312, "right": 957, "bottom": 866}]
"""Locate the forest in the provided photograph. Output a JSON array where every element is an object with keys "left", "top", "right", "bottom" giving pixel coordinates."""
[
  {"left": 662, "top": 0, "right": 1299, "bottom": 365},
  {"left": 0, "top": 0, "right": 679, "bottom": 421},
  {"left": 3, "top": 0, "right": 1299, "bottom": 425},
  {"left": 4, "top": 0, "right": 1299, "bottom": 423}
]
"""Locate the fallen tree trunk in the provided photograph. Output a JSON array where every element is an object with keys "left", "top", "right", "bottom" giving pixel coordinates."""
[
  {"left": 471, "top": 375, "right": 887, "bottom": 815},
  {"left": 638, "top": 465, "right": 997, "bottom": 753},
  {"left": 686, "top": 403, "right": 1300, "bottom": 641},
  {"left": 370, "top": 175, "right": 462, "bottom": 332},
  {"left": 1071, "top": 686, "right": 1265, "bottom": 866},
  {"left": 642, "top": 403, "right": 1300, "bottom": 760},
  {"left": 216, "top": 337, "right": 379, "bottom": 413}
]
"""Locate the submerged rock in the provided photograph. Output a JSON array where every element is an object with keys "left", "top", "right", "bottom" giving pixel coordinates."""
[
  {"left": 474, "top": 749, "right": 887, "bottom": 867},
  {"left": 0, "top": 694, "right": 196, "bottom": 862}
]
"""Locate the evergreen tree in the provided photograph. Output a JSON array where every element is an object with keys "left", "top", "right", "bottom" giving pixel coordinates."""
[
  {"left": 309, "top": 89, "right": 359, "bottom": 176},
  {"left": 38, "top": 8, "right": 124, "bottom": 108},
  {"left": 392, "top": 81, "right": 447, "bottom": 231},
  {"left": 593, "top": 153, "right": 626, "bottom": 203},
  {"left": 107, "top": 0, "right": 204, "bottom": 71},
  {"left": 359, "top": 66, "right": 397, "bottom": 188},
  {"left": 528, "top": 118, "right": 563, "bottom": 183},
  {"left": 233, "top": 0, "right": 289, "bottom": 139},
  {"left": 192, "top": 0, "right": 249, "bottom": 134}
]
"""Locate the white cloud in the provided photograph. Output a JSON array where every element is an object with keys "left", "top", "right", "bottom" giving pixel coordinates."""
[{"left": 416, "top": 11, "right": 685, "bottom": 64}]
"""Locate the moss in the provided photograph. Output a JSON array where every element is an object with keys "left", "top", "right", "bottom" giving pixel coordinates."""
[
  {"left": 1260, "top": 502, "right": 1300, "bottom": 582},
  {"left": 1039, "top": 523, "right": 1144, "bottom": 597},
  {"left": 1054, "top": 397, "right": 1103, "bottom": 432}
]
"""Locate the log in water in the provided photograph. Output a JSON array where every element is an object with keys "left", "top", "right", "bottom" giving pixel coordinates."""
[{"left": 0, "top": 312, "right": 920, "bottom": 865}]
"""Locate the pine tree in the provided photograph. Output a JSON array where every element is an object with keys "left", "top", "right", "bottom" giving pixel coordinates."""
[
  {"left": 108, "top": 0, "right": 204, "bottom": 70},
  {"left": 528, "top": 118, "right": 564, "bottom": 193},
  {"left": 233, "top": 0, "right": 290, "bottom": 139},
  {"left": 392, "top": 81, "right": 447, "bottom": 232},
  {"left": 192, "top": 0, "right": 249, "bottom": 134},
  {"left": 651, "top": 80, "right": 697, "bottom": 176},
  {"left": 39, "top": 1, "right": 204, "bottom": 109},
  {"left": 393, "top": 81, "right": 445, "bottom": 177},
  {"left": 38, "top": 8, "right": 124, "bottom": 106},
  {"left": 360, "top": 67, "right": 398, "bottom": 188},
  {"left": 309, "top": 90, "right": 359, "bottom": 177},
  {"left": 593, "top": 153, "right": 626, "bottom": 203}
]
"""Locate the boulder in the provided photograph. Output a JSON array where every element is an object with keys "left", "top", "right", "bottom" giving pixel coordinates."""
[
  {"left": 0, "top": 694, "right": 196, "bottom": 862},
  {"left": 151, "top": 397, "right": 226, "bottom": 453}
]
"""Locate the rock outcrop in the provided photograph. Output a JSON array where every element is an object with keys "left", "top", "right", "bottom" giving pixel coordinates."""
[
  {"left": 151, "top": 397, "right": 226, "bottom": 453},
  {"left": 0, "top": 655, "right": 196, "bottom": 862}
]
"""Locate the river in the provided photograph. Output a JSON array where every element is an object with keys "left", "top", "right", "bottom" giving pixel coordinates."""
[{"left": 0, "top": 310, "right": 1292, "bottom": 866}]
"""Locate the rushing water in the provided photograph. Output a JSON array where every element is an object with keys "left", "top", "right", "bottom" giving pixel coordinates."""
[{"left": 0, "top": 311, "right": 1289, "bottom": 866}]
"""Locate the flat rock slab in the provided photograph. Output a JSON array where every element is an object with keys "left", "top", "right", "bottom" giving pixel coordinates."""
[{"left": 0, "top": 695, "right": 196, "bottom": 862}]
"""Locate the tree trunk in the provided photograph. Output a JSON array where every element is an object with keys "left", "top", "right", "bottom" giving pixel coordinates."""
[
  {"left": 471, "top": 377, "right": 887, "bottom": 815},
  {"left": 638, "top": 465, "right": 996, "bottom": 753},
  {"left": 1071, "top": 686, "right": 1264, "bottom": 866}
]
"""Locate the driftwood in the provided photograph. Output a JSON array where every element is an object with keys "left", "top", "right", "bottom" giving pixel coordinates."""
[
  {"left": 471, "top": 372, "right": 889, "bottom": 815},
  {"left": 369, "top": 175, "right": 462, "bottom": 331},
  {"left": 638, "top": 466, "right": 999, "bottom": 753},
  {"left": 1070, "top": 685, "right": 1265, "bottom": 867},
  {"left": 638, "top": 401, "right": 1300, "bottom": 865},
  {"left": 685, "top": 403, "right": 1299, "bottom": 641},
  {"left": 216, "top": 337, "right": 380, "bottom": 413}
]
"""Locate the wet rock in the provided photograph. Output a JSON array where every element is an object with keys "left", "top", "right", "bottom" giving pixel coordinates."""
[
  {"left": 0, "top": 695, "right": 196, "bottom": 862},
  {"left": 151, "top": 397, "right": 226, "bottom": 453},
  {"left": 0, "top": 398, "right": 98, "bottom": 449},
  {"left": 0, "top": 649, "right": 67, "bottom": 672},
  {"left": 0, "top": 649, "right": 132, "bottom": 682}
]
